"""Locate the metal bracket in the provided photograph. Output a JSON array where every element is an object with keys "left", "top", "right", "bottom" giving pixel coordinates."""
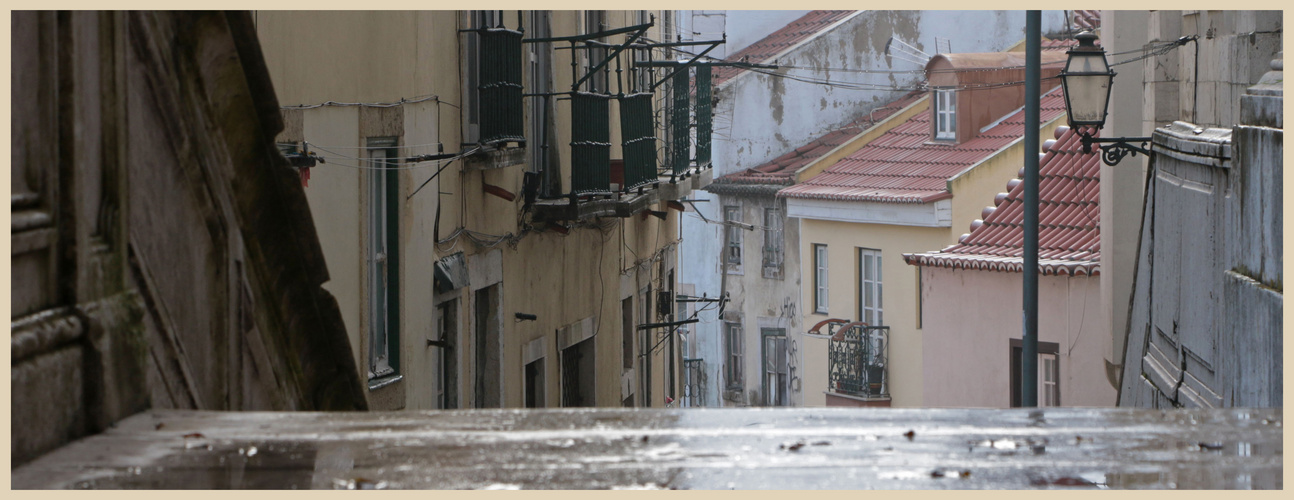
[{"left": 1080, "top": 133, "right": 1153, "bottom": 166}]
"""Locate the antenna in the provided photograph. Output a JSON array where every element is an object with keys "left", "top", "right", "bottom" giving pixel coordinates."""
[{"left": 885, "top": 36, "right": 931, "bottom": 67}]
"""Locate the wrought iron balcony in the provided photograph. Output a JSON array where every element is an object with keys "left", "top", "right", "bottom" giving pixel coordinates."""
[{"left": 828, "top": 322, "right": 889, "bottom": 400}]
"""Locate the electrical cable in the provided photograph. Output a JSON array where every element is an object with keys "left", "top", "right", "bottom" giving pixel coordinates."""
[{"left": 281, "top": 94, "right": 449, "bottom": 110}]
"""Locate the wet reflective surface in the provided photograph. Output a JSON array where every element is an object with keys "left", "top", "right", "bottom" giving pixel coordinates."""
[{"left": 12, "top": 407, "right": 1281, "bottom": 489}]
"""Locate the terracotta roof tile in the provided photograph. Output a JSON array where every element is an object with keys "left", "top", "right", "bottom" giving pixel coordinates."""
[
  {"left": 902, "top": 125, "right": 1101, "bottom": 276},
  {"left": 778, "top": 86, "right": 1068, "bottom": 203},
  {"left": 712, "top": 90, "right": 925, "bottom": 186},
  {"left": 1072, "top": 10, "right": 1101, "bottom": 31},
  {"left": 712, "top": 10, "right": 856, "bottom": 87}
]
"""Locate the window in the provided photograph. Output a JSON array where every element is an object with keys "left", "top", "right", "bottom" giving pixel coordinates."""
[
  {"left": 367, "top": 139, "right": 399, "bottom": 383},
  {"left": 935, "top": 89, "right": 956, "bottom": 140},
  {"left": 858, "top": 248, "right": 883, "bottom": 326},
  {"left": 474, "top": 284, "right": 501, "bottom": 408},
  {"left": 622, "top": 297, "right": 634, "bottom": 373},
  {"left": 762, "top": 206, "right": 784, "bottom": 277},
  {"left": 813, "top": 244, "right": 829, "bottom": 313},
  {"left": 1010, "top": 340, "right": 1061, "bottom": 407},
  {"left": 762, "top": 329, "right": 789, "bottom": 407},
  {"left": 464, "top": 11, "right": 497, "bottom": 144},
  {"left": 724, "top": 205, "right": 742, "bottom": 267},
  {"left": 915, "top": 268, "right": 923, "bottom": 329},
  {"left": 632, "top": 11, "right": 654, "bottom": 94},
  {"left": 638, "top": 287, "right": 652, "bottom": 406},
  {"left": 527, "top": 10, "right": 558, "bottom": 197},
  {"left": 561, "top": 337, "right": 596, "bottom": 407},
  {"left": 464, "top": 10, "right": 524, "bottom": 145},
  {"left": 435, "top": 299, "right": 458, "bottom": 409},
  {"left": 525, "top": 358, "right": 545, "bottom": 408},
  {"left": 725, "top": 322, "right": 743, "bottom": 389},
  {"left": 584, "top": 10, "right": 608, "bottom": 94}
]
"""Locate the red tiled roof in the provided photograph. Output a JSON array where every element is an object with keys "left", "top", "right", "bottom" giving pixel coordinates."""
[
  {"left": 902, "top": 125, "right": 1101, "bottom": 276},
  {"left": 1072, "top": 10, "right": 1101, "bottom": 31},
  {"left": 777, "top": 86, "right": 1068, "bottom": 204},
  {"left": 712, "top": 10, "right": 856, "bottom": 87},
  {"left": 1041, "top": 36, "right": 1100, "bottom": 51},
  {"left": 713, "top": 90, "right": 925, "bottom": 186}
]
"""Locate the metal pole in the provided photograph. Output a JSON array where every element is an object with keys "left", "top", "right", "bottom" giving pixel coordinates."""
[{"left": 1021, "top": 10, "right": 1041, "bottom": 407}]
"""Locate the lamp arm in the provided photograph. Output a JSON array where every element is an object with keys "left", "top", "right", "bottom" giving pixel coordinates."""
[{"left": 1079, "top": 133, "right": 1152, "bottom": 166}]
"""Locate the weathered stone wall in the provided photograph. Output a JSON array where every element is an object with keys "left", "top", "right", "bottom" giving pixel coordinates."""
[
  {"left": 1118, "top": 54, "right": 1282, "bottom": 408},
  {"left": 11, "top": 11, "right": 367, "bottom": 466}
]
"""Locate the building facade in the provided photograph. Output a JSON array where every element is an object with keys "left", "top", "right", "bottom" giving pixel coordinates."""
[
  {"left": 905, "top": 125, "right": 1114, "bottom": 408},
  {"left": 256, "top": 10, "right": 711, "bottom": 410},
  {"left": 1100, "top": 10, "right": 1282, "bottom": 385},
  {"left": 11, "top": 11, "right": 367, "bottom": 466},
  {"left": 780, "top": 51, "right": 1070, "bottom": 407},
  {"left": 679, "top": 10, "right": 1068, "bottom": 407}
]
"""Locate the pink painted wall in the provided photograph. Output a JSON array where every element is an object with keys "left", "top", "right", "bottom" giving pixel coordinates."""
[{"left": 919, "top": 266, "right": 1115, "bottom": 408}]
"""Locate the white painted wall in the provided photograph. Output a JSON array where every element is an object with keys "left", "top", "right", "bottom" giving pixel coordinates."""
[
  {"left": 678, "top": 193, "right": 725, "bottom": 407},
  {"left": 712, "top": 10, "right": 1068, "bottom": 178}
]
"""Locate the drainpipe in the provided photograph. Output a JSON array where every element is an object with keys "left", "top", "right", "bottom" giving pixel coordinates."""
[{"left": 1021, "top": 10, "right": 1041, "bottom": 407}]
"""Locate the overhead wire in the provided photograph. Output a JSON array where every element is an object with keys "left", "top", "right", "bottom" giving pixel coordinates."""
[{"left": 281, "top": 94, "right": 449, "bottom": 110}]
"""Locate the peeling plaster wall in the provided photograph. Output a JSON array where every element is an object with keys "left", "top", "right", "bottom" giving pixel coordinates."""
[{"left": 710, "top": 10, "right": 1067, "bottom": 178}]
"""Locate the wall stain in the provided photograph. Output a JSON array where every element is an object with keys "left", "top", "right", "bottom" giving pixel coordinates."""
[{"left": 769, "top": 68, "right": 786, "bottom": 126}]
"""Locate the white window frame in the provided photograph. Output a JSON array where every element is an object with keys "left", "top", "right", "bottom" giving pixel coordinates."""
[
  {"left": 1040, "top": 352, "right": 1060, "bottom": 407},
  {"left": 814, "top": 244, "right": 829, "bottom": 313},
  {"left": 935, "top": 89, "right": 956, "bottom": 140},
  {"left": 858, "top": 248, "right": 883, "bottom": 326}
]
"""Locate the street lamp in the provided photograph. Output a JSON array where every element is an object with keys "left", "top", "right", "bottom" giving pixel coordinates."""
[{"left": 1058, "top": 31, "right": 1151, "bottom": 166}]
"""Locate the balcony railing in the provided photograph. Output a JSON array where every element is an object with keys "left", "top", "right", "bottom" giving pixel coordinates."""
[
  {"left": 570, "top": 92, "right": 612, "bottom": 195},
  {"left": 682, "top": 358, "right": 706, "bottom": 408},
  {"left": 477, "top": 27, "right": 525, "bottom": 145},
  {"left": 828, "top": 323, "right": 889, "bottom": 399}
]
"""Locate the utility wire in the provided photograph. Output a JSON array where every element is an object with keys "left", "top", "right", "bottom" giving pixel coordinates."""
[{"left": 281, "top": 94, "right": 454, "bottom": 110}]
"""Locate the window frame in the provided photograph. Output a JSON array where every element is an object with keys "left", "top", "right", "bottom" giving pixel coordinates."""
[
  {"left": 934, "top": 88, "right": 957, "bottom": 141},
  {"left": 367, "top": 138, "right": 400, "bottom": 384},
  {"left": 724, "top": 205, "right": 743, "bottom": 269},
  {"left": 762, "top": 206, "right": 784, "bottom": 276},
  {"left": 527, "top": 10, "right": 557, "bottom": 197},
  {"left": 813, "top": 244, "right": 829, "bottom": 314},
  {"left": 583, "top": 10, "right": 609, "bottom": 94},
  {"left": 761, "top": 328, "right": 789, "bottom": 407},
  {"left": 858, "top": 247, "right": 883, "bottom": 326},
  {"left": 463, "top": 10, "right": 499, "bottom": 145},
  {"left": 1009, "top": 339, "right": 1061, "bottom": 408},
  {"left": 724, "top": 322, "right": 744, "bottom": 390}
]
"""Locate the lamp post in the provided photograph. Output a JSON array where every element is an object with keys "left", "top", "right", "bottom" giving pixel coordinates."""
[{"left": 1058, "top": 31, "right": 1152, "bottom": 166}]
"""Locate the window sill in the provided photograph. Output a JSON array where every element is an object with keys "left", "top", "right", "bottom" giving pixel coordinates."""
[
  {"left": 368, "top": 374, "right": 403, "bottom": 391},
  {"left": 463, "top": 144, "right": 525, "bottom": 171}
]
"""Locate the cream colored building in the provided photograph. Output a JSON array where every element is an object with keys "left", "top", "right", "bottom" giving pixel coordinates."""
[
  {"left": 256, "top": 10, "right": 707, "bottom": 410},
  {"left": 779, "top": 51, "right": 1068, "bottom": 407}
]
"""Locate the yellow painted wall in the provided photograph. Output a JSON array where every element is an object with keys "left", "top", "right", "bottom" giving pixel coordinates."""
[{"left": 798, "top": 219, "right": 945, "bottom": 407}]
